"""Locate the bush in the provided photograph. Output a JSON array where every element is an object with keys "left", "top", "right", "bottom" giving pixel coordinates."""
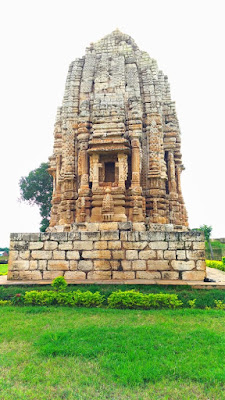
[
  {"left": 206, "top": 260, "right": 225, "bottom": 272},
  {"left": 107, "top": 290, "right": 183, "bottom": 309},
  {"left": 24, "top": 290, "right": 105, "bottom": 307},
  {"left": 51, "top": 276, "right": 68, "bottom": 292},
  {"left": 222, "top": 257, "right": 225, "bottom": 266},
  {"left": 0, "top": 300, "right": 11, "bottom": 306}
]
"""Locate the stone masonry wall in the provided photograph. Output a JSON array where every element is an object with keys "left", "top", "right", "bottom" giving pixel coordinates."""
[{"left": 8, "top": 225, "right": 206, "bottom": 282}]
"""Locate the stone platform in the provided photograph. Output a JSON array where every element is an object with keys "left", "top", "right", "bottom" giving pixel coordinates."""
[{"left": 8, "top": 223, "right": 206, "bottom": 282}]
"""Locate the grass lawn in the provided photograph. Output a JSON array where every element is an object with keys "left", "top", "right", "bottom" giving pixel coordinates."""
[
  {"left": 0, "top": 263, "right": 8, "bottom": 275},
  {"left": 0, "top": 307, "right": 224, "bottom": 399}
]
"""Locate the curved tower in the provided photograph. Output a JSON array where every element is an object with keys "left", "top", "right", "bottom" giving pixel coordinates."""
[{"left": 48, "top": 30, "right": 188, "bottom": 230}]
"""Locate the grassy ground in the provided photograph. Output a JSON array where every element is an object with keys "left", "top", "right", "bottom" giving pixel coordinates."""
[
  {"left": 0, "top": 263, "right": 8, "bottom": 275},
  {"left": 0, "top": 307, "right": 224, "bottom": 399}
]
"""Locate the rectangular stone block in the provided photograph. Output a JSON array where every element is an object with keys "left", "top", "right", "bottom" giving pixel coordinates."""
[
  {"left": 161, "top": 271, "right": 179, "bottom": 280},
  {"left": 139, "top": 250, "right": 156, "bottom": 260},
  {"left": 94, "top": 241, "right": 107, "bottom": 250},
  {"left": 171, "top": 260, "right": 195, "bottom": 271},
  {"left": 193, "top": 242, "right": 205, "bottom": 250},
  {"left": 78, "top": 260, "right": 93, "bottom": 271},
  {"left": 38, "top": 260, "right": 47, "bottom": 271},
  {"left": 58, "top": 241, "right": 73, "bottom": 250},
  {"left": 43, "top": 271, "right": 65, "bottom": 280},
  {"left": 69, "top": 261, "right": 78, "bottom": 270},
  {"left": 127, "top": 232, "right": 139, "bottom": 241},
  {"left": 110, "top": 261, "right": 120, "bottom": 270},
  {"left": 182, "top": 271, "right": 206, "bottom": 281},
  {"left": 147, "top": 260, "right": 170, "bottom": 270},
  {"left": 44, "top": 241, "right": 58, "bottom": 250},
  {"left": 147, "top": 232, "right": 166, "bottom": 241},
  {"left": 73, "top": 241, "right": 93, "bottom": 250},
  {"left": 68, "top": 232, "right": 81, "bottom": 240},
  {"left": 176, "top": 250, "right": 186, "bottom": 260},
  {"left": 82, "top": 250, "right": 111, "bottom": 259},
  {"left": 112, "top": 250, "right": 125, "bottom": 259},
  {"left": 184, "top": 241, "right": 193, "bottom": 249},
  {"left": 53, "top": 251, "right": 66, "bottom": 260},
  {"left": 169, "top": 241, "right": 184, "bottom": 250},
  {"left": 132, "top": 222, "right": 146, "bottom": 231},
  {"left": 123, "top": 241, "right": 148, "bottom": 250},
  {"left": 8, "top": 251, "right": 18, "bottom": 261},
  {"left": 50, "top": 232, "right": 68, "bottom": 241},
  {"left": 99, "top": 222, "right": 118, "bottom": 230},
  {"left": 30, "top": 260, "right": 38, "bottom": 270},
  {"left": 11, "top": 241, "right": 29, "bottom": 251},
  {"left": 64, "top": 271, "right": 86, "bottom": 280},
  {"left": 29, "top": 233, "right": 40, "bottom": 242},
  {"left": 149, "top": 241, "right": 168, "bottom": 250},
  {"left": 88, "top": 271, "right": 111, "bottom": 280},
  {"left": 180, "top": 231, "right": 204, "bottom": 241},
  {"left": 94, "top": 260, "right": 111, "bottom": 270},
  {"left": 120, "top": 231, "right": 128, "bottom": 241},
  {"left": 66, "top": 251, "right": 80, "bottom": 260},
  {"left": 100, "top": 231, "right": 119, "bottom": 240},
  {"left": 29, "top": 242, "right": 44, "bottom": 250},
  {"left": 31, "top": 251, "right": 52, "bottom": 260},
  {"left": 81, "top": 232, "right": 100, "bottom": 241},
  {"left": 165, "top": 232, "right": 180, "bottom": 241},
  {"left": 40, "top": 232, "right": 50, "bottom": 241},
  {"left": 157, "top": 250, "right": 164, "bottom": 260},
  {"left": 48, "top": 260, "right": 69, "bottom": 270},
  {"left": 186, "top": 250, "right": 205, "bottom": 260},
  {"left": 10, "top": 260, "right": 30, "bottom": 271},
  {"left": 121, "top": 260, "right": 132, "bottom": 270},
  {"left": 19, "top": 270, "right": 42, "bottom": 280},
  {"left": 196, "top": 260, "right": 206, "bottom": 270},
  {"left": 164, "top": 250, "right": 176, "bottom": 260},
  {"left": 118, "top": 222, "right": 132, "bottom": 230},
  {"left": 132, "top": 260, "right": 146, "bottom": 270},
  {"left": 112, "top": 271, "right": 135, "bottom": 280},
  {"left": 108, "top": 241, "right": 121, "bottom": 250},
  {"left": 136, "top": 271, "right": 161, "bottom": 279},
  {"left": 126, "top": 250, "right": 138, "bottom": 260}
]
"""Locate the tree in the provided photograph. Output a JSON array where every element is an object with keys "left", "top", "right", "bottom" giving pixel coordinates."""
[
  {"left": 19, "top": 163, "right": 53, "bottom": 232},
  {"left": 199, "top": 225, "right": 214, "bottom": 260}
]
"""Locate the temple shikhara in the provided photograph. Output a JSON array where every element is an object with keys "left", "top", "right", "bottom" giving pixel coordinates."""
[
  {"left": 8, "top": 31, "right": 206, "bottom": 282},
  {"left": 48, "top": 29, "right": 188, "bottom": 229}
]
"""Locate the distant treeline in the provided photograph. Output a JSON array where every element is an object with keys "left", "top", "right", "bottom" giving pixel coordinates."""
[{"left": 0, "top": 248, "right": 9, "bottom": 253}]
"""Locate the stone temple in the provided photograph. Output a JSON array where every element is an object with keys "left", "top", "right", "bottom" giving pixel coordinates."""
[{"left": 8, "top": 31, "right": 206, "bottom": 282}]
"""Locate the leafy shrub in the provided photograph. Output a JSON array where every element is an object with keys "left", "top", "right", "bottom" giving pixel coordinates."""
[
  {"left": 206, "top": 260, "right": 225, "bottom": 272},
  {"left": 222, "top": 257, "right": 225, "bottom": 266},
  {"left": 51, "top": 276, "right": 68, "bottom": 292},
  {"left": 107, "top": 290, "right": 183, "bottom": 309},
  {"left": 24, "top": 290, "right": 57, "bottom": 306},
  {"left": 11, "top": 293, "right": 25, "bottom": 305},
  {"left": 56, "top": 290, "right": 104, "bottom": 307},
  {"left": 24, "top": 290, "right": 104, "bottom": 307},
  {"left": 0, "top": 300, "right": 11, "bottom": 306},
  {"left": 188, "top": 299, "right": 196, "bottom": 309},
  {"left": 214, "top": 300, "right": 225, "bottom": 310}
]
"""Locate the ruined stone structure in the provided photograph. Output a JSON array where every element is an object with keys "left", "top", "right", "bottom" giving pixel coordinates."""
[
  {"left": 48, "top": 29, "right": 188, "bottom": 228},
  {"left": 8, "top": 30, "right": 206, "bottom": 282}
]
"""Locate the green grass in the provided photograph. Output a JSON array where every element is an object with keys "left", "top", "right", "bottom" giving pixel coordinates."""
[
  {"left": 0, "top": 263, "right": 8, "bottom": 275},
  {"left": 0, "top": 307, "right": 224, "bottom": 399}
]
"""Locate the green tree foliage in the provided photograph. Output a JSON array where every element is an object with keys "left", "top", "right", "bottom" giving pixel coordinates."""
[
  {"left": 196, "top": 225, "right": 214, "bottom": 260},
  {"left": 19, "top": 163, "right": 53, "bottom": 232}
]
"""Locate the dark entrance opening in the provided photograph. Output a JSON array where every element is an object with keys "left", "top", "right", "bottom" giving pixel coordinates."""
[{"left": 105, "top": 162, "right": 115, "bottom": 182}]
